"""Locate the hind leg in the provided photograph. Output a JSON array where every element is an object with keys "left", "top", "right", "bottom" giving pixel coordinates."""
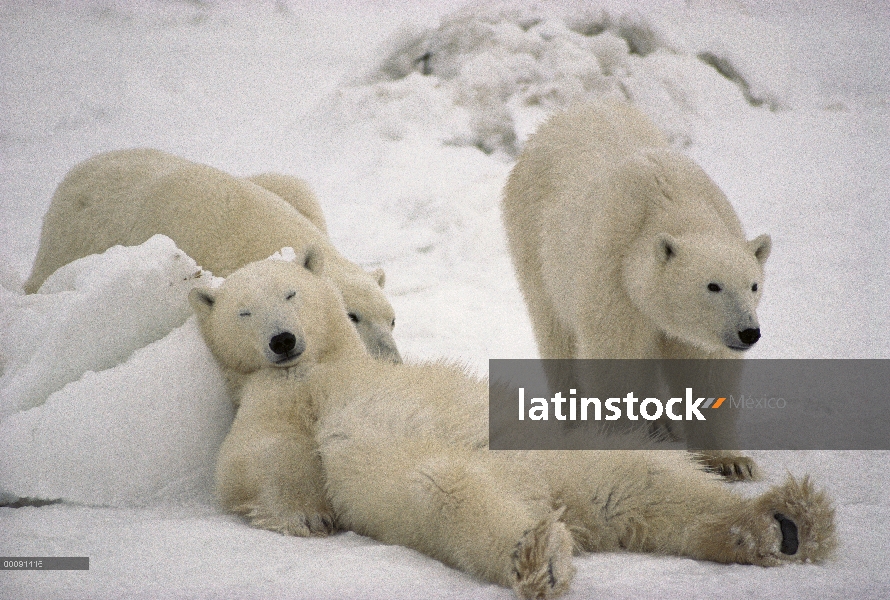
[
  {"left": 318, "top": 424, "right": 575, "bottom": 599},
  {"left": 531, "top": 450, "right": 835, "bottom": 565},
  {"left": 246, "top": 172, "right": 328, "bottom": 234}
]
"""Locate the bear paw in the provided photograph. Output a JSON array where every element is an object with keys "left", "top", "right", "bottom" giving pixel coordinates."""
[
  {"left": 737, "top": 476, "right": 837, "bottom": 565},
  {"left": 511, "top": 509, "right": 575, "bottom": 600},
  {"left": 240, "top": 502, "right": 335, "bottom": 537},
  {"left": 696, "top": 451, "right": 760, "bottom": 481}
]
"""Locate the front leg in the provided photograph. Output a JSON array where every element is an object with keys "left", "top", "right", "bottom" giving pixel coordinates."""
[
  {"left": 658, "top": 338, "right": 759, "bottom": 481},
  {"left": 216, "top": 372, "right": 334, "bottom": 536},
  {"left": 217, "top": 426, "right": 334, "bottom": 536},
  {"left": 318, "top": 424, "right": 575, "bottom": 598}
]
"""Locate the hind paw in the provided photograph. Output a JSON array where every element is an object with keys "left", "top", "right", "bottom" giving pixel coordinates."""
[
  {"left": 742, "top": 476, "right": 836, "bottom": 565},
  {"left": 511, "top": 510, "right": 575, "bottom": 599}
]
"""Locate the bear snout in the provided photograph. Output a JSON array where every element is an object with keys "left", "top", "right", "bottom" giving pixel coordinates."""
[
  {"left": 268, "top": 331, "right": 304, "bottom": 361},
  {"left": 372, "top": 332, "right": 402, "bottom": 364},
  {"left": 737, "top": 328, "right": 761, "bottom": 346}
]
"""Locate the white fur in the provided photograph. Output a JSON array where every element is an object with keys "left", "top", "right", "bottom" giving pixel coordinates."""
[{"left": 246, "top": 172, "right": 329, "bottom": 235}]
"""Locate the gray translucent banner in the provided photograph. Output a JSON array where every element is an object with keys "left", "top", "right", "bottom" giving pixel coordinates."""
[
  {"left": 489, "top": 359, "right": 889, "bottom": 450},
  {"left": 1, "top": 557, "right": 89, "bottom": 570}
]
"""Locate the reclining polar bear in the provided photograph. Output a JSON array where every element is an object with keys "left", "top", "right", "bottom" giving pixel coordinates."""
[{"left": 191, "top": 258, "right": 835, "bottom": 600}]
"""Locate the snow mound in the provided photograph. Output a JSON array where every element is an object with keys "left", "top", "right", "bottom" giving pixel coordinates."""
[
  {"left": 0, "top": 235, "right": 213, "bottom": 421},
  {"left": 0, "top": 236, "right": 232, "bottom": 507},
  {"left": 0, "top": 319, "right": 232, "bottom": 507},
  {"left": 329, "top": 1, "right": 787, "bottom": 156}
]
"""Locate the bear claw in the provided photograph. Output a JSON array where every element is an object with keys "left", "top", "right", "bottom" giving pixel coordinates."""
[
  {"left": 241, "top": 503, "right": 335, "bottom": 537},
  {"left": 696, "top": 452, "right": 759, "bottom": 482}
]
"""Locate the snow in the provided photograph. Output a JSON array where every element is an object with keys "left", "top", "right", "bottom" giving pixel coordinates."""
[{"left": 1, "top": 0, "right": 888, "bottom": 598}]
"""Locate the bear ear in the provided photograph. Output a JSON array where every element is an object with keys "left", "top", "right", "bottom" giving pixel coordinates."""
[
  {"left": 301, "top": 244, "right": 324, "bottom": 275},
  {"left": 188, "top": 287, "right": 216, "bottom": 320},
  {"left": 371, "top": 268, "right": 386, "bottom": 288},
  {"left": 655, "top": 233, "right": 678, "bottom": 264},
  {"left": 748, "top": 234, "right": 772, "bottom": 265}
]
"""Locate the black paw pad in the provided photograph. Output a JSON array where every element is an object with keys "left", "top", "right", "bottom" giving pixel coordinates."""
[{"left": 774, "top": 513, "right": 799, "bottom": 555}]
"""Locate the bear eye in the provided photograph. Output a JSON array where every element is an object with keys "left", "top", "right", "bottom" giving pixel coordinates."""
[
  {"left": 285, "top": 291, "right": 296, "bottom": 301},
  {"left": 239, "top": 310, "right": 252, "bottom": 318},
  {"left": 391, "top": 318, "right": 396, "bottom": 328},
  {"left": 751, "top": 283, "right": 758, "bottom": 292},
  {"left": 348, "top": 312, "right": 360, "bottom": 323},
  {"left": 707, "top": 283, "right": 722, "bottom": 293}
]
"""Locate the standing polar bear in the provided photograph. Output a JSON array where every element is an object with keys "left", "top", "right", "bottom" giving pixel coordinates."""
[
  {"left": 502, "top": 102, "right": 771, "bottom": 478},
  {"left": 25, "top": 148, "right": 400, "bottom": 365},
  {"left": 192, "top": 258, "right": 835, "bottom": 600}
]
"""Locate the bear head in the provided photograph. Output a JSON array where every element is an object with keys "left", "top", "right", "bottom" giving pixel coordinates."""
[
  {"left": 324, "top": 259, "right": 401, "bottom": 364},
  {"left": 628, "top": 232, "right": 772, "bottom": 353},
  {"left": 189, "top": 249, "right": 365, "bottom": 376}
]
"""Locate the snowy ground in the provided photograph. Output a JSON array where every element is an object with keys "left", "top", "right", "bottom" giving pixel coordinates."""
[{"left": 1, "top": 0, "right": 888, "bottom": 598}]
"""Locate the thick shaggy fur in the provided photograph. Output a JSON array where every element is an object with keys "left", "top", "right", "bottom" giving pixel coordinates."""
[
  {"left": 25, "top": 148, "right": 399, "bottom": 364},
  {"left": 196, "top": 260, "right": 836, "bottom": 600},
  {"left": 502, "top": 102, "right": 772, "bottom": 478},
  {"left": 246, "top": 172, "right": 329, "bottom": 235}
]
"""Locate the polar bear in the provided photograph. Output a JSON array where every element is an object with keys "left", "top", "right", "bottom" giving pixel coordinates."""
[
  {"left": 502, "top": 102, "right": 771, "bottom": 479},
  {"left": 24, "top": 148, "right": 400, "bottom": 366},
  {"left": 193, "top": 258, "right": 835, "bottom": 600}
]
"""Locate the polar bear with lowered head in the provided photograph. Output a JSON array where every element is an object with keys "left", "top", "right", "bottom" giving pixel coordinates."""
[
  {"left": 192, "top": 257, "right": 834, "bottom": 600},
  {"left": 24, "top": 148, "right": 399, "bottom": 366},
  {"left": 502, "top": 102, "right": 771, "bottom": 479}
]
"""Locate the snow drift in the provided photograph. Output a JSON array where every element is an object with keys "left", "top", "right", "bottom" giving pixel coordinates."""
[{"left": 0, "top": 236, "right": 232, "bottom": 507}]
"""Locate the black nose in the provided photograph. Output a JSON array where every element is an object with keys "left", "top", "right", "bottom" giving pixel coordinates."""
[
  {"left": 738, "top": 328, "right": 761, "bottom": 345},
  {"left": 269, "top": 331, "right": 297, "bottom": 356}
]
